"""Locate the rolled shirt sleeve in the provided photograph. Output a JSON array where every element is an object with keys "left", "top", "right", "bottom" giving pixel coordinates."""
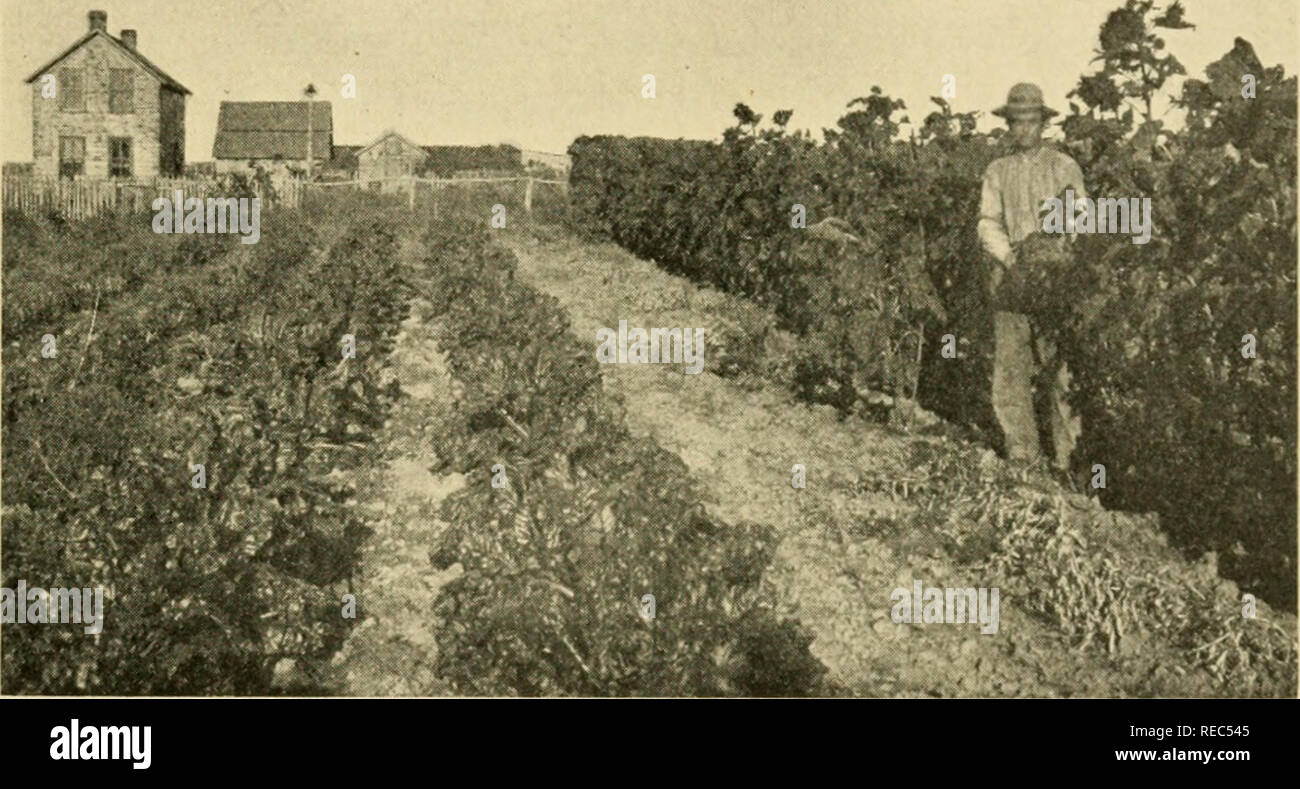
[{"left": 978, "top": 163, "right": 1014, "bottom": 265}]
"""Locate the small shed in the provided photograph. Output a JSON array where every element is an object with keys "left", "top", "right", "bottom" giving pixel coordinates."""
[{"left": 356, "top": 131, "right": 427, "bottom": 191}]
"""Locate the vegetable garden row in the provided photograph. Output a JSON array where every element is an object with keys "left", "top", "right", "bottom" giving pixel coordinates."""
[
  {"left": 3, "top": 203, "right": 407, "bottom": 693},
  {"left": 418, "top": 224, "right": 826, "bottom": 695}
]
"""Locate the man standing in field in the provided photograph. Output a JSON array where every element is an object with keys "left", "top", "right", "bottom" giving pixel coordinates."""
[{"left": 977, "top": 82, "right": 1083, "bottom": 472}]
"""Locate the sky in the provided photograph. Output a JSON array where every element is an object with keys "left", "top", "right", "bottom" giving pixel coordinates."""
[{"left": 2, "top": 0, "right": 1296, "bottom": 163}]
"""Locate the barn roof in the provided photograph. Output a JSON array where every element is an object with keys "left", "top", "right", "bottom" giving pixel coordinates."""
[
  {"left": 24, "top": 29, "right": 190, "bottom": 94},
  {"left": 213, "top": 101, "right": 333, "bottom": 160}
]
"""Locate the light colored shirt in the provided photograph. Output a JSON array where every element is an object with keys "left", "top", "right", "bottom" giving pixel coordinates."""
[{"left": 978, "top": 144, "right": 1086, "bottom": 265}]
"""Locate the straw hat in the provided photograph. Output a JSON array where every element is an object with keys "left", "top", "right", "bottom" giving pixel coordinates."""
[{"left": 992, "top": 82, "right": 1059, "bottom": 119}]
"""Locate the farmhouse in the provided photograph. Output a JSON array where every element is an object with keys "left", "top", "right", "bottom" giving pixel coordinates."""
[
  {"left": 212, "top": 101, "right": 332, "bottom": 176},
  {"left": 24, "top": 10, "right": 190, "bottom": 179},
  {"left": 356, "top": 130, "right": 427, "bottom": 191}
]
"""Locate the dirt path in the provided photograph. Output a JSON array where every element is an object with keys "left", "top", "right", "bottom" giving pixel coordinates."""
[
  {"left": 501, "top": 232, "right": 1210, "bottom": 697},
  {"left": 325, "top": 239, "right": 464, "bottom": 696}
]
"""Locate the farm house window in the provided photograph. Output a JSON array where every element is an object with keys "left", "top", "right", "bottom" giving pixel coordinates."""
[
  {"left": 109, "top": 137, "right": 133, "bottom": 178},
  {"left": 58, "top": 136, "right": 85, "bottom": 178},
  {"left": 58, "top": 68, "right": 84, "bottom": 111},
  {"left": 169, "top": 141, "right": 183, "bottom": 177},
  {"left": 109, "top": 69, "right": 134, "bottom": 113}
]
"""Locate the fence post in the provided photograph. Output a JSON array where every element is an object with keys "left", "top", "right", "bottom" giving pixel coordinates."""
[
  {"left": 409, "top": 174, "right": 416, "bottom": 211},
  {"left": 524, "top": 177, "right": 534, "bottom": 215}
]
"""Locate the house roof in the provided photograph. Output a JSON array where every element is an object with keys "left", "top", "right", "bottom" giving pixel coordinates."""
[
  {"left": 212, "top": 101, "right": 333, "bottom": 160},
  {"left": 357, "top": 130, "right": 424, "bottom": 158},
  {"left": 24, "top": 29, "right": 190, "bottom": 94}
]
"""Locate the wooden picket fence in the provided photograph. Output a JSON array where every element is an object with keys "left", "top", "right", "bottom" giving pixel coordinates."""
[
  {"left": 308, "top": 174, "right": 568, "bottom": 216},
  {"left": 2, "top": 176, "right": 302, "bottom": 219}
]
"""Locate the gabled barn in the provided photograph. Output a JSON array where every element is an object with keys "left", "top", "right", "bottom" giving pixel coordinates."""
[
  {"left": 212, "top": 101, "right": 332, "bottom": 176},
  {"left": 24, "top": 10, "right": 190, "bottom": 179}
]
